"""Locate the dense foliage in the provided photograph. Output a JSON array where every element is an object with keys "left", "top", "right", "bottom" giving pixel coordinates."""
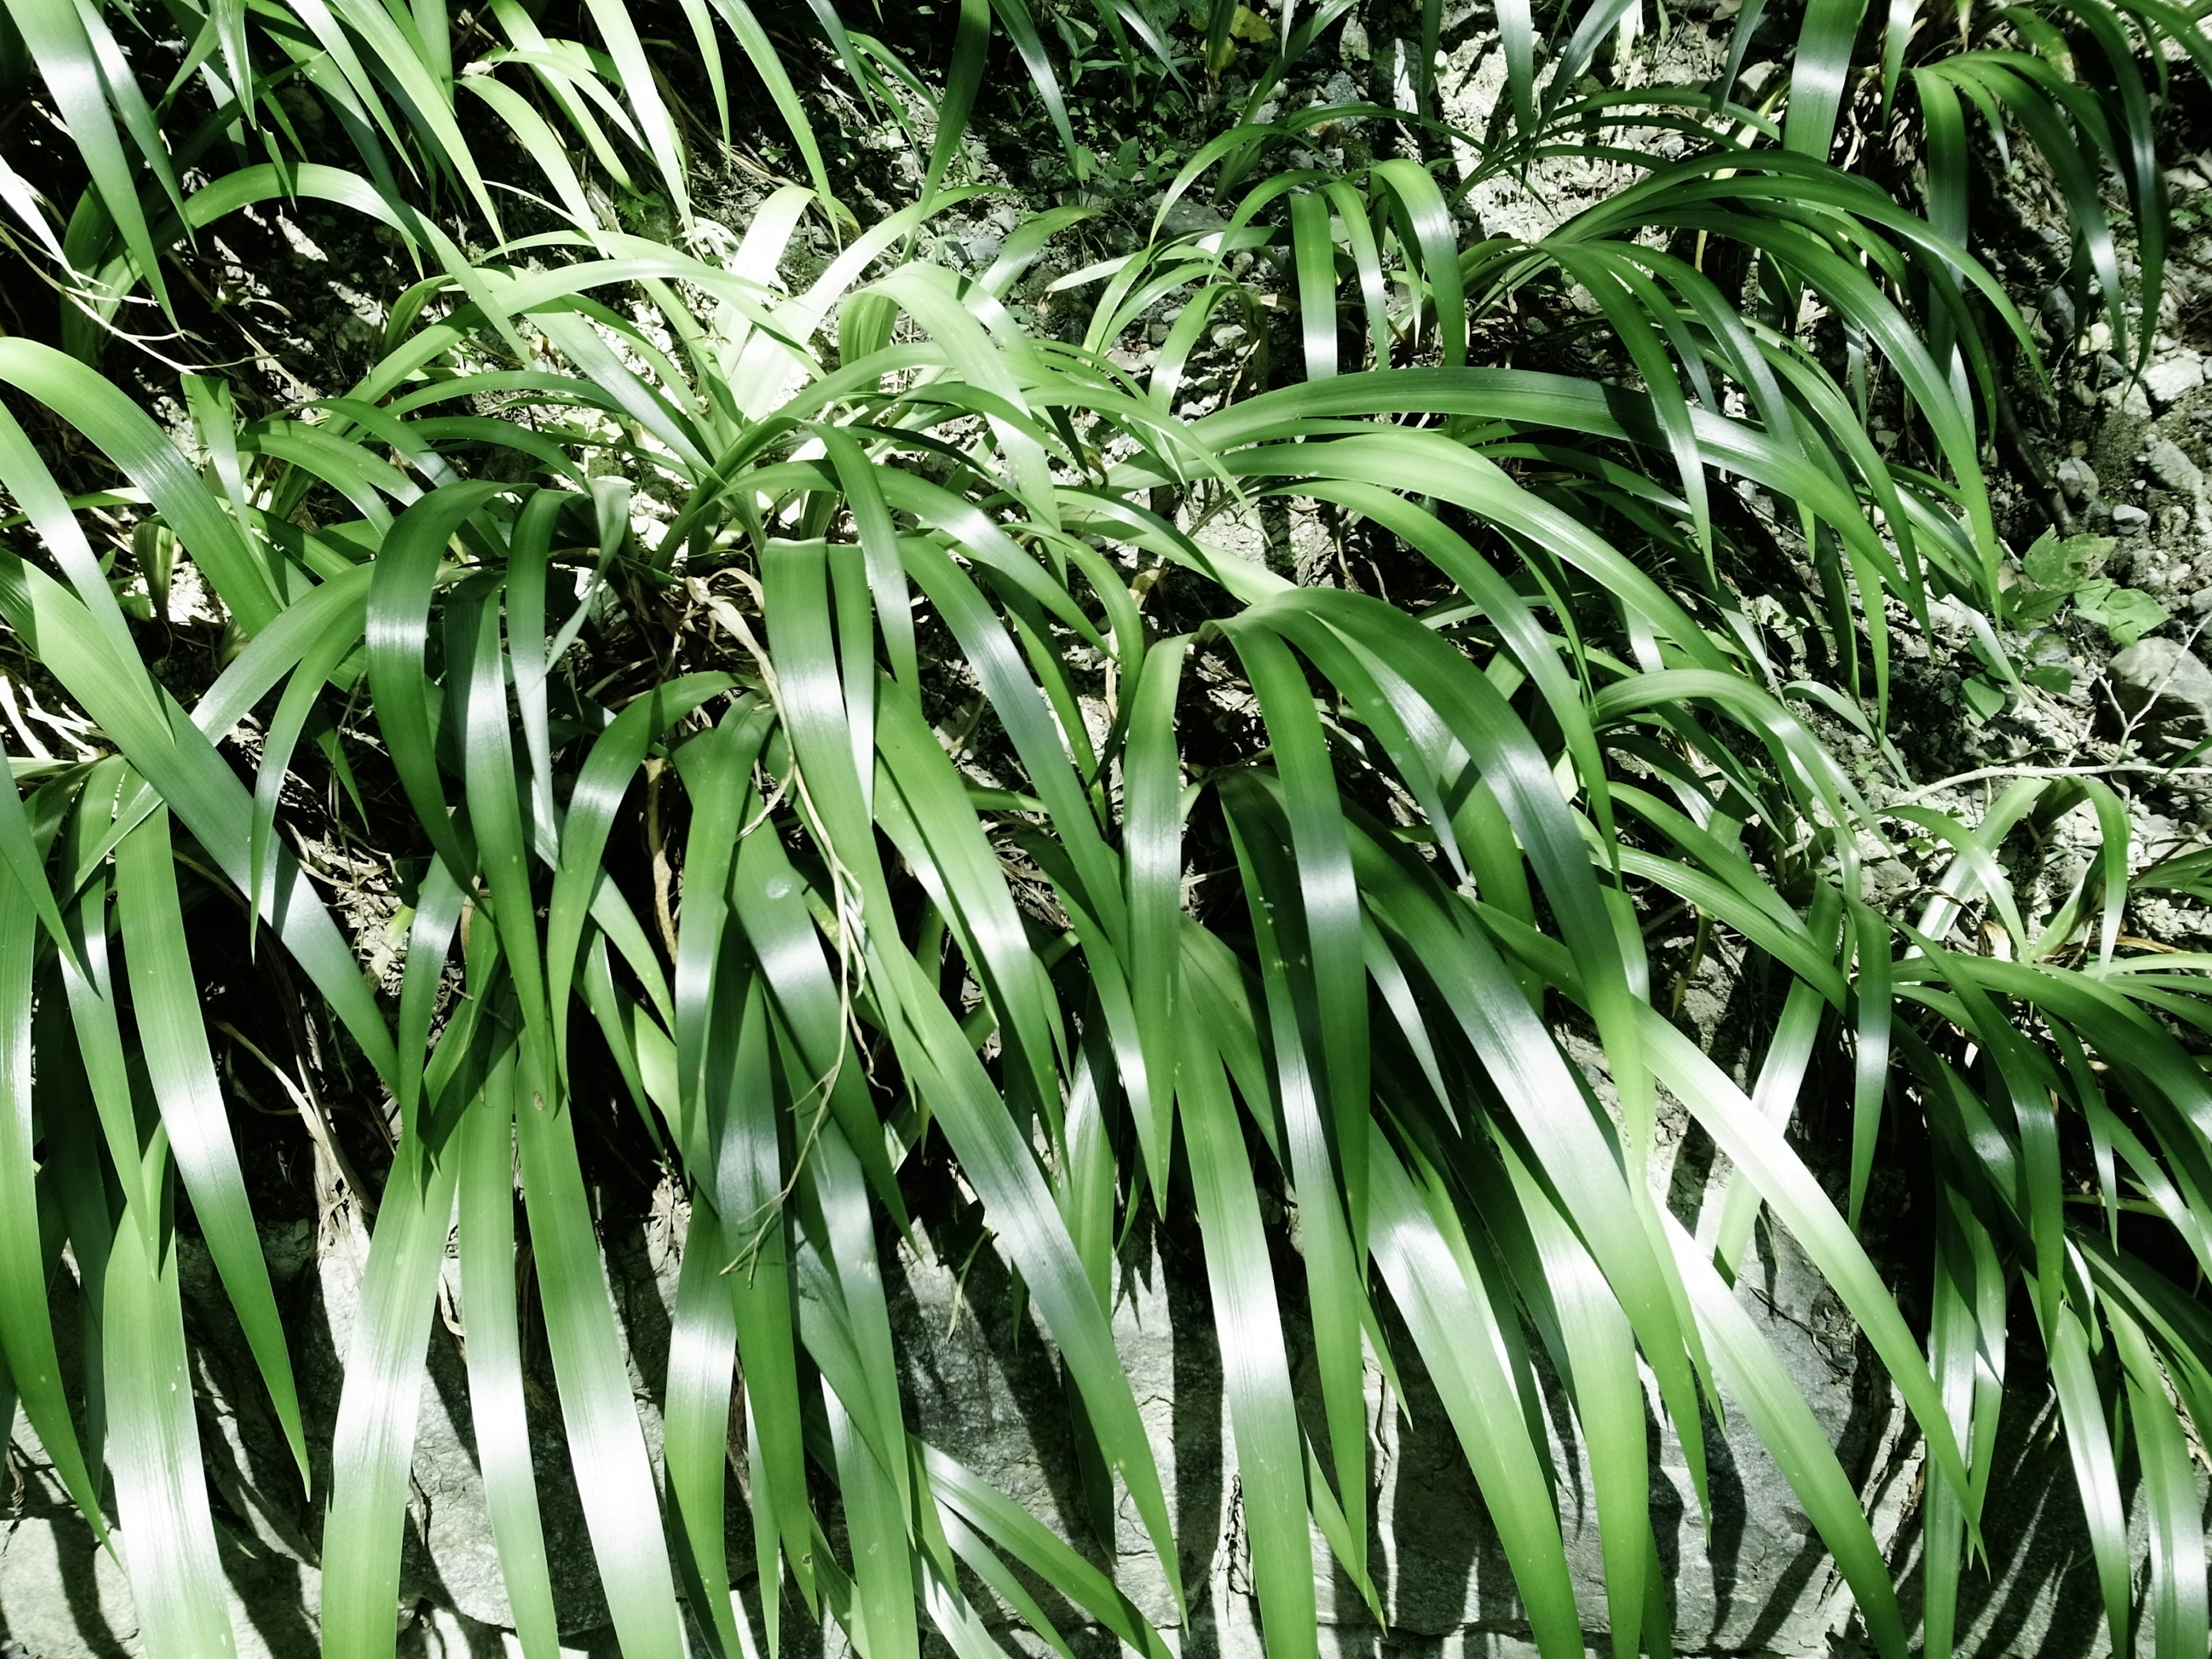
[{"left": 0, "top": 1, "right": 2209, "bottom": 1656}]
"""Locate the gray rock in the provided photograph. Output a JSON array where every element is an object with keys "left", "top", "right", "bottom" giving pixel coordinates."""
[
  {"left": 2056, "top": 455, "right": 2100, "bottom": 502},
  {"left": 2109, "top": 637, "right": 2212, "bottom": 750},
  {"left": 2113, "top": 502, "right": 2151, "bottom": 536},
  {"left": 2039, "top": 286, "right": 2077, "bottom": 347},
  {"left": 2143, "top": 354, "right": 2206, "bottom": 407},
  {"left": 0, "top": 1517, "right": 145, "bottom": 1659},
  {"left": 2146, "top": 436, "right": 2203, "bottom": 497},
  {"left": 1155, "top": 194, "right": 1228, "bottom": 240},
  {"left": 2110, "top": 382, "right": 2156, "bottom": 421}
]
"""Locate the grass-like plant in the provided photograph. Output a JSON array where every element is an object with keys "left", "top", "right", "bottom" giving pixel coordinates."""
[{"left": 0, "top": 1, "right": 2208, "bottom": 1657}]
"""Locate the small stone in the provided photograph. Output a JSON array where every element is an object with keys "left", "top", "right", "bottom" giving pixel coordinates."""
[
  {"left": 2144, "top": 354, "right": 2207, "bottom": 407},
  {"left": 2191, "top": 588, "right": 2212, "bottom": 615},
  {"left": 2056, "top": 455, "right": 2100, "bottom": 502},
  {"left": 1339, "top": 14, "right": 1370, "bottom": 62},
  {"left": 2146, "top": 437, "right": 2203, "bottom": 496},
  {"left": 2113, "top": 503, "right": 2152, "bottom": 536}
]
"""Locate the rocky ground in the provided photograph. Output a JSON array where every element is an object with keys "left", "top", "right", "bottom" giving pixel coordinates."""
[
  {"left": 4, "top": 3, "right": 2211, "bottom": 1657},
  {"left": 0, "top": 1157, "right": 2138, "bottom": 1659}
]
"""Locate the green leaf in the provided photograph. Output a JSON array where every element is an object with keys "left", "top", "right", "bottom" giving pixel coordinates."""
[
  {"left": 925, "top": 0, "right": 990, "bottom": 202},
  {"left": 0, "top": 551, "right": 397, "bottom": 1085},
  {"left": 2110, "top": 1304, "right": 2208, "bottom": 1659},
  {"left": 104, "top": 1176, "right": 237, "bottom": 1659},
  {"left": 1179, "top": 1022, "right": 1318, "bottom": 1659},
  {"left": 1122, "top": 635, "right": 1190, "bottom": 1203},
  {"left": 2073, "top": 577, "right": 2169, "bottom": 646},
  {"left": 1785, "top": 0, "right": 1872, "bottom": 157},
  {"left": 0, "top": 870, "right": 107, "bottom": 1539},
  {"left": 456, "top": 1063, "right": 562, "bottom": 1659},
  {"left": 322, "top": 1147, "right": 462, "bottom": 1659},
  {"left": 514, "top": 1063, "right": 688, "bottom": 1659},
  {"left": 1369, "top": 1136, "right": 1583, "bottom": 1659},
  {"left": 1961, "top": 673, "right": 2007, "bottom": 723},
  {"left": 664, "top": 1194, "right": 747, "bottom": 1659},
  {"left": 0, "top": 338, "right": 279, "bottom": 630},
  {"left": 2022, "top": 528, "right": 2111, "bottom": 592},
  {"left": 115, "top": 807, "right": 309, "bottom": 1488},
  {"left": 3, "top": 0, "right": 178, "bottom": 322}
]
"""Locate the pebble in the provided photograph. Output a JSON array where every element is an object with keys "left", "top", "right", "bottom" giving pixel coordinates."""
[
  {"left": 2056, "top": 455, "right": 2100, "bottom": 502},
  {"left": 2113, "top": 502, "right": 2151, "bottom": 536}
]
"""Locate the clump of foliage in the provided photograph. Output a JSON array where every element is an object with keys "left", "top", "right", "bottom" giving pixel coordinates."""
[{"left": 0, "top": 2, "right": 2209, "bottom": 1658}]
